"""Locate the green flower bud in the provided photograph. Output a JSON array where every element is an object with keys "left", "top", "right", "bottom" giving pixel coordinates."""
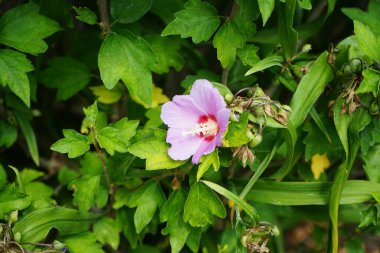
[
  {"left": 224, "top": 93, "right": 233, "bottom": 103},
  {"left": 249, "top": 134, "right": 262, "bottom": 148},
  {"left": 370, "top": 102, "right": 379, "bottom": 115},
  {"left": 10, "top": 210, "right": 18, "bottom": 223},
  {"left": 14, "top": 232, "right": 21, "bottom": 242},
  {"left": 53, "top": 240, "right": 66, "bottom": 250},
  {"left": 271, "top": 226, "right": 280, "bottom": 237}
]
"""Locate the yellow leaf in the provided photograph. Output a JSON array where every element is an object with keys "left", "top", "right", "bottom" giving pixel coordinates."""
[
  {"left": 152, "top": 86, "right": 169, "bottom": 107},
  {"left": 90, "top": 85, "right": 123, "bottom": 104},
  {"left": 311, "top": 154, "right": 330, "bottom": 179}
]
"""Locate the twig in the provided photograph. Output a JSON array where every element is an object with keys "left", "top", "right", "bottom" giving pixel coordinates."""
[{"left": 97, "top": 0, "right": 111, "bottom": 35}]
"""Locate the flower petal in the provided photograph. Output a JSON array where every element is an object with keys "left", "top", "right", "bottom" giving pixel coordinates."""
[
  {"left": 190, "top": 79, "right": 226, "bottom": 116},
  {"left": 167, "top": 128, "right": 203, "bottom": 161},
  {"left": 161, "top": 95, "right": 204, "bottom": 129},
  {"left": 192, "top": 139, "right": 217, "bottom": 164},
  {"left": 215, "top": 108, "right": 230, "bottom": 146}
]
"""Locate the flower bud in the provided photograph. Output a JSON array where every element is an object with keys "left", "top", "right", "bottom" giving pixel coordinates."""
[
  {"left": 349, "top": 59, "right": 363, "bottom": 73},
  {"left": 301, "top": 44, "right": 312, "bottom": 53},
  {"left": 271, "top": 226, "right": 280, "bottom": 237},
  {"left": 53, "top": 240, "right": 66, "bottom": 250},
  {"left": 224, "top": 93, "right": 233, "bottom": 103},
  {"left": 249, "top": 134, "right": 262, "bottom": 148},
  {"left": 14, "top": 232, "right": 21, "bottom": 242},
  {"left": 10, "top": 210, "right": 18, "bottom": 223}
]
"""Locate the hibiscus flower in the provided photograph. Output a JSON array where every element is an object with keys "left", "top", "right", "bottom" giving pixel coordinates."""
[{"left": 161, "top": 79, "right": 230, "bottom": 164}]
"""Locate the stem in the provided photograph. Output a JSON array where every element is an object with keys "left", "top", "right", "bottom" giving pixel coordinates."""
[
  {"left": 239, "top": 140, "right": 280, "bottom": 199},
  {"left": 91, "top": 127, "right": 115, "bottom": 209},
  {"left": 221, "top": 68, "right": 229, "bottom": 85},
  {"left": 97, "top": 0, "right": 111, "bottom": 35}
]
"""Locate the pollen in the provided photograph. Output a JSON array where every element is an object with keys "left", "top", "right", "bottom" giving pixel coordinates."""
[{"left": 182, "top": 116, "right": 218, "bottom": 138}]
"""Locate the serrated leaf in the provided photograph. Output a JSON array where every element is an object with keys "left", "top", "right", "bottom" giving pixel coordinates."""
[
  {"left": 0, "top": 120, "right": 17, "bottom": 148},
  {"left": 73, "top": 6, "right": 97, "bottom": 25},
  {"left": 358, "top": 205, "right": 377, "bottom": 228},
  {"left": 237, "top": 44, "right": 260, "bottom": 67},
  {"left": 20, "top": 169, "right": 43, "bottom": 184},
  {"left": 12, "top": 207, "right": 98, "bottom": 243},
  {"left": 110, "top": 0, "right": 153, "bottom": 24},
  {"left": 116, "top": 208, "right": 139, "bottom": 248},
  {"left": 354, "top": 21, "right": 380, "bottom": 62},
  {"left": 183, "top": 181, "right": 226, "bottom": 227},
  {"left": 69, "top": 174, "right": 100, "bottom": 211},
  {"left": 51, "top": 129, "right": 90, "bottom": 158},
  {"left": 362, "top": 145, "right": 380, "bottom": 183},
  {"left": 39, "top": 57, "right": 91, "bottom": 100},
  {"left": 355, "top": 68, "right": 380, "bottom": 96},
  {"left": 58, "top": 167, "right": 79, "bottom": 185},
  {"left": 128, "top": 181, "right": 166, "bottom": 233},
  {"left": 223, "top": 112, "right": 251, "bottom": 147},
  {"left": 258, "top": 0, "right": 275, "bottom": 26},
  {"left": 63, "top": 233, "right": 105, "bottom": 253},
  {"left": 98, "top": 33, "right": 154, "bottom": 107},
  {"left": 160, "top": 190, "right": 191, "bottom": 253},
  {"left": 0, "top": 3, "right": 61, "bottom": 55},
  {"left": 162, "top": 0, "right": 220, "bottom": 44},
  {"left": 93, "top": 217, "right": 121, "bottom": 250},
  {"left": 245, "top": 55, "right": 284, "bottom": 76},
  {"left": 145, "top": 35, "right": 184, "bottom": 74},
  {"left": 97, "top": 118, "right": 138, "bottom": 156},
  {"left": 213, "top": 20, "right": 246, "bottom": 68},
  {"left": 152, "top": 86, "right": 169, "bottom": 107},
  {"left": 128, "top": 129, "right": 186, "bottom": 170},
  {"left": 197, "top": 150, "right": 219, "bottom": 181},
  {"left": 0, "top": 49, "right": 33, "bottom": 107},
  {"left": 83, "top": 101, "right": 98, "bottom": 128}
]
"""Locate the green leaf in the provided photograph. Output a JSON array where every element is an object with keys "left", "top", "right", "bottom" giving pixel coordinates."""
[
  {"left": 145, "top": 35, "right": 184, "bottom": 74},
  {"left": 354, "top": 21, "right": 380, "bottom": 62},
  {"left": 98, "top": 33, "right": 154, "bottom": 107},
  {"left": 116, "top": 208, "right": 139, "bottom": 248},
  {"left": 58, "top": 166, "right": 79, "bottom": 186},
  {"left": 20, "top": 169, "right": 43, "bottom": 184},
  {"left": 213, "top": 20, "right": 246, "bottom": 68},
  {"left": 73, "top": 6, "right": 97, "bottom": 25},
  {"left": 0, "top": 49, "right": 33, "bottom": 107},
  {"left": 0, "top": 120, "right": 17, "bottom": 148},
  {"left": 51, "top": 129, "right": 90, "bottom": 158},
  {"left": 90, "top": 85, "right": 123, "bottom": 104},
  {"left": 93, "top": 217, "right": 121, "bottom": 250},
  {"left": 80, "top": 152, "right": 103, "bottom": 176},
  {"left": 83, "top": 101, "right": 98, "bottom": 129},
  {"left": 63, "top": 233, "right": 105, "bottom": 253},
  {"left": 223, "top": 112, "right": 251, "bottom": 147},
  {"left": 160, "top": 190, "right": 192, "bottom": 253},
  {"left": 355, "top": 68, "right": 380, "bottom": 96},
  {"left": 245, "top": 180, "right": 380, "bottom": 205},
  {"left": 128, "top": 181, "right": 166, "bottom": 233},
  {"left": 69, "top": 174, "right": 100, "bottom": 211},
  {"left": 278, "top": 0, "right": 298, "bottom": 58},
  {"left": 258, "top": 0, "right": 275, "bottom": 26},
  {"left": 202, "top": 180, "right": 259, "bottom": 222},
  {"left": 245, "top": 55, "right": 284, "bottom": 76},
  {"left": 289, "top": 51, "right": 334, "bottom": 128},
  {"left": 162, "top": 0, "right": 220, "bottom": 44},
  {"left": 183, "top": 181, "right": 226, "bottom": 227},
  {"left": 0, "top": 164, "right": 6, "bottom": 187},
  {"left": 237, "top": 44, "right": 260, "bottom": 67},
  {"left": 342, "top": 1, "right": 380, "bottom": 37},
  {"left": 298, "top": 0, "right": 312, "bottom": 10},
  {"left": 362, "top": 145, "right": 380, "bottom": 183},
  {"left": 24, "top": 182, "right": 54, "bottom": 210},
  {"left": 12, "top": 207, "right": 98, "bottom": 243},
  {"left": 14, "top": 112, "right": 39, "bottom": 165},
  {"left": 197, "top": 150, "right": 220, "bottom": 181},
  {"left": 39, "top": 57, "right": 92, "bottom": 100},
  {"left": 128, "top": 129, "right": 186, "bottom": 170},
  {"left": 97, "top": 118, "right": 139, "bottom": 156},
  {"left": 110, "top": 0, "right": 153, "bottom": 24},
  {"left": 358, "top": 206, "right": 377, "bottom": 228},
  {"left": 0, "top": 3, "right": 61, "bottom": 55},
  {"left": 303, "top": 117, "right": 343, "bottom": 161},
  {"left": 0, "top": 184, "right": 30, "bottom": 217}
]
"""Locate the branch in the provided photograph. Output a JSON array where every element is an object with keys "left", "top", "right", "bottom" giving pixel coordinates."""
[{"left": 97, "top": 0, "right": 111, "bottom": 35}]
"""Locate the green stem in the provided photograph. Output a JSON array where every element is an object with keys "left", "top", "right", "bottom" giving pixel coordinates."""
[{"left": 239, "top": 141, "right": 280, "bottom": 199}]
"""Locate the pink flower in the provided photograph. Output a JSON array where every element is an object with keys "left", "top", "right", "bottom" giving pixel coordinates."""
[{"left": 161, "top": 79, "right": 230, "bottom": 164}]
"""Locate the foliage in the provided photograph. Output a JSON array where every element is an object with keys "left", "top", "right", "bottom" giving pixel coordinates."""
[{"left": 0, "top": 0, "right": 380, "bottom": 253}]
